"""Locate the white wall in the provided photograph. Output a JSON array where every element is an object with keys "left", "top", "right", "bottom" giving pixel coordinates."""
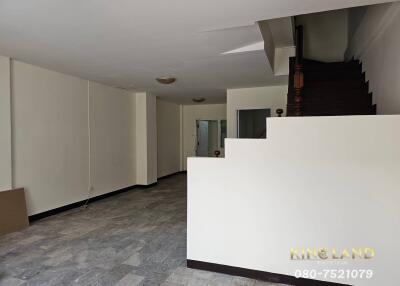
[
  {"left": 347, "top": 6, "right": 368, "bottom": 44},
  {"left": 274, "top": 46, "right": 296, "bottom": 76},
  {"left": 258, "top": 20, "right": 275, "bottom": 71},
  {"left": 182, "top": 104, "right": 226, "bottom": 170},
  {"left": 2, "top": 56, "right": 193, "bottom": 215},
  {"left": 89, "top": 82, "right": 136, "bottom": 196},
  {"left": 188, "top": 115, "right": 400, "bottom": 286},
  {"left": 259, "top": 17, "right": 295, "bottom": 76},
  {"left": 227, "top": 85, "right": 287, "bottom": 138},
  {"left": 9, "top": 60, "right": 144, "bottom": 215},
  {"left": 0, "top": 56, "right": 12, "bottom": 191},
  {"left": 157, "top": 99, "right": 181, "bottom": 178},
  {"left": 135, "top": 92, "right": 157, "bottom": 185},
  {"left": 12, "top": 61, "right": 89, "bottom": 215},
  {"left": 346, "top": 2, "right": 400, "bottom": 114},
  {"left": 297, "top": 9, "right": 348, "bottom": 62}
]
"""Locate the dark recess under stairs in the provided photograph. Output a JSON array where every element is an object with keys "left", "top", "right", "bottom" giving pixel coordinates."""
[{"left": 287, "top": 58, "right": 377, "bottom": 116}]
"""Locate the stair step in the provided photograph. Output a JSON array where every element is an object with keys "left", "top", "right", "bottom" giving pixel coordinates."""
[
  {"left": 288, "top": 90, "right": 372, "bottom": 99},
  {"left": 287, "top": 57, "right": 375, "bottom": 117},
  {"left": 296, "top": 101, "right": 373, "bottom": 107},
  {"left": 298, "top": 92, "right": 372, "bottom": 102},
  {"left": 287, "top": 107, "right": 376, "bottom": 116},
  {"left": 302, "top": 88, "right": 369, "bottom": 97},
  {"left": 288, "top": 98, "right": 373, "bottom": 106},
  {"left": 304, "top": 91, "right": 372, "bottom": 99},
  {"left": 303, "top": 63, "right": 361, "bottom": 73},
  {"left": 305, "top": 79, "right": 367, "bottom": 89},
  {"left": 303, "top": 58, "right": 360, "bottom": 67},
  {"left": 287, "top": 101, "right": 373, "bottom": 108},
  {"left": 372, "top": 104, "right": 377, "bottom": 114},
  {"left": 291, "top": 111, "right": 376, "bottom": 116},
  {"left": 289, "top": 89, "right": 370, "bottom": 96},
  {"left": 304, "top": 71, "right": 365, "bottom": 81},
  {"left": 302, "top": 86, "right": 369, "bottom": 95},
  {"left": 288, "top": 104, "right": 374, "bottom": 112}
]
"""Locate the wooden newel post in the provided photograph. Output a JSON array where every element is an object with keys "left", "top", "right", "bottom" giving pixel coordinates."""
[{"left": 276, "top": 109, "right": 283, "bottom": 117}]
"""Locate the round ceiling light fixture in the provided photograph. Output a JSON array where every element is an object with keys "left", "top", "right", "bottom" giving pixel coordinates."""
[
  {"left": 192, "top": 97, "right": 205, "bottom": 103},
  {"left": 156, "top": 76, "right": 176, "bottom": 84}
]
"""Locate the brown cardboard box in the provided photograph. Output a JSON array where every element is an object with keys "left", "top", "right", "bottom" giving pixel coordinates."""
[{"left": 0, "top": 188, "right": 29, "bottom": 236}]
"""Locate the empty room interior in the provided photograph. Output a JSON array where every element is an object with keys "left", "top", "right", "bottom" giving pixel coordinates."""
[{"left": 1, "top": 0, "right": 400, "bottom": 285}]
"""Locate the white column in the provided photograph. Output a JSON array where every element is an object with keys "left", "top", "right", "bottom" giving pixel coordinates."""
[
  {"left": 135, "top": 92, "right": 157, "bottom": 185},
  {"left": 0, "top": 56, "right": 12, "bottom": 191}
]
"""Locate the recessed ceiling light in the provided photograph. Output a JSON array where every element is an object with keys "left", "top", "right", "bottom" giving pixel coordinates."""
[
  {"left": 156, "top": 77, "right": 176, "bottom": 84},
  {"left": 192, "top": 97, "right": 205, "bottom": 103}
]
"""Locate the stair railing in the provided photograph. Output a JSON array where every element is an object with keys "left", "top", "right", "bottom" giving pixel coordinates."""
[{"left": 293, "top": 25, "right": 304, "bottom": 116}]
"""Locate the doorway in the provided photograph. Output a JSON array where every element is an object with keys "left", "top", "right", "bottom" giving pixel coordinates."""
[{"left": 196, "top": 120, "right": 225, "bottom": 157}]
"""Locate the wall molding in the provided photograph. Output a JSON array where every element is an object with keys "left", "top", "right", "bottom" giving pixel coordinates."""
[{"left": 187, "top": 260, "right": 350, "bottom": 286}]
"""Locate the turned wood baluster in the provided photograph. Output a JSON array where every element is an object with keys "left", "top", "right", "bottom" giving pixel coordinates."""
[
  {"left": 294, "top": 25, "right": 304, "bottom": 116},
  {"left": 294, "top": 64, "right": 304, "bottom": 116}
]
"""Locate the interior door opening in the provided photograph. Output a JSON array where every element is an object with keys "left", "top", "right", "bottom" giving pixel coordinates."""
[{"left": 196, "top": 120, "right": 226, "bottom": 157}]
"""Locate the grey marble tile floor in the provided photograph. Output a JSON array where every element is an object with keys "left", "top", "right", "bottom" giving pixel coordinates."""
[{"left": 0, "top": 174, "right": 288, "bottom": 286}]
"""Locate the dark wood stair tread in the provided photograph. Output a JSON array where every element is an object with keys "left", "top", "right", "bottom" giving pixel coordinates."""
[{"left": 287, "top": 57, "right": 376, "bottom": 116}]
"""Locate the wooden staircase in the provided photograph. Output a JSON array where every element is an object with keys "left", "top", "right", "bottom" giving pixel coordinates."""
[{"left": 287, "top": 26, "right": 376, "bottom": 117}]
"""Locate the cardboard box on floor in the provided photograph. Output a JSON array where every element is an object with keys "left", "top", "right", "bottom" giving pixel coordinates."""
[{"left": 0, "top": 188, "right": 29, "bottom": 236}]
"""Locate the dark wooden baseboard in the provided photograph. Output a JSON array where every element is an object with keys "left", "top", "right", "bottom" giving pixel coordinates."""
[
  {"left": 187, "top": 260, "right": 350, "bottom": 286},
  {"left": 29, "top": 171, "right": 186, "bottom": 223}
]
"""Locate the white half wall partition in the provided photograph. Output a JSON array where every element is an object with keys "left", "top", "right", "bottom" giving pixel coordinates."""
[
  {"left": 188, "top": 115, "right": 400, "bottom": 286},
  {"left": 227, "top": 86, "right": 288, "bottom": 138}
]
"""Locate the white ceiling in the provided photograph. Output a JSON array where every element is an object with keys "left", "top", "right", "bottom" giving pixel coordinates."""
[{"left": 0, "top": 0, "right": 395, "bottom": 103}]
